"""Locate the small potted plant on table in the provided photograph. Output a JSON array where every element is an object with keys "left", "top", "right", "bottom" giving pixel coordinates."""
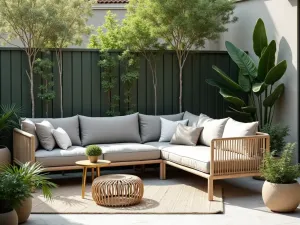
[
  {"left": 86, "top": 145, "right": 102, "bottom": 163},
  {"left": 260, "top": 143, "right": 300, "bottom": 212},
  {"left": 0, "top": 173, "right": 31, "bottom": 225}
]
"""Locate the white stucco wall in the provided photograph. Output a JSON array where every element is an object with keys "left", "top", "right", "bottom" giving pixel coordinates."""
[{"left": 218, "top": 0, "right": 298, "bottom": 160}]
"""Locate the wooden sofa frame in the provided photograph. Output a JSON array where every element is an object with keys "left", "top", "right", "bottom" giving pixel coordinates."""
[{"left": 13, "top": 128, "right": 269, "bottom": 201}]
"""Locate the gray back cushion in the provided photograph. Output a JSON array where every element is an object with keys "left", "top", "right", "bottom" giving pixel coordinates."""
[
  {"left": 29, "top": 116, "right": 81, "bottom": 146},
  {"left": 79, "top": 113, "right": 141, "bottom": 146},
  {"left": 139, "top": 113, "right": 184, "bottom": 143},
  {"left": 183, "top": 111, "right": 200, "bottom": 126}
]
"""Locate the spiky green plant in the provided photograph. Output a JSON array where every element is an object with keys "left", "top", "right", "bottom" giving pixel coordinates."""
[
  {"left": 260, "top": 143, "right": 300, "bottom": 184},
  {"left": 0, "top": 162, "right": 57, "bottom": 200},
  {"left": 0, "top": 173, "right": 32, "bottom": 213}
]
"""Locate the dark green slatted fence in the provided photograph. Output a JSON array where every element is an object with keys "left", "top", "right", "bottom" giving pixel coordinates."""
[{"left": 0, "top": 48, "right": 239, "bottom": 118}]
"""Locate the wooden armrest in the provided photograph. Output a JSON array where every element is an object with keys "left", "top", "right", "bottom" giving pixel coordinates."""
[
  {"left": 210, "top": 133, "right": 270, "bottom": 176},
  {"left": 13, "top": 128, "right": 35, "bottom": 165}
]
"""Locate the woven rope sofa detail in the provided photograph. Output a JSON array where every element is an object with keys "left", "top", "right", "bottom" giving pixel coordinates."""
[{"left": 13, "top": 113, "right": 270, "bottom": 201}]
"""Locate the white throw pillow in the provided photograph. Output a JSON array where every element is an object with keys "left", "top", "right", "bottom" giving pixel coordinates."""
[
  {"left": 197, "top": 114, "right": 229, "bottom": 146},
  {"left": 35, "top": 120, "right": 56, "bottom": 151},
  {"left": 223, "top": 118, "right": 258, "bottom": 138},
  {"left": 159, "top": 118, "right": 188, "bottom": 142},
  {"left": 52, "top": 127, "right": 72, "bottom": 150},
  {"left": 170, "top": 124, "right": 203, "bottom": 146}
]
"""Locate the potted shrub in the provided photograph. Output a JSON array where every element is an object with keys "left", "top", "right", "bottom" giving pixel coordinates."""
[
  {"left": 1, "top": 162, "right": 57, "bottom": 223},
  {"left": 0, "top": 173, "right": 31, "bottom": 225},
  {"left": 86, "top": 145, "right": 102, "bottom": 163},
  {"left": 260, "top": 143, "right": 300, "bottom": 212},
  {"left": 0, "top": 104, "right": 21, "bottom": 169}
]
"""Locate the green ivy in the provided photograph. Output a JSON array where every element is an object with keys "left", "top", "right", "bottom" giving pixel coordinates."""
[{"left": 34, "top": 58, "right": 55, "bottom": 117}]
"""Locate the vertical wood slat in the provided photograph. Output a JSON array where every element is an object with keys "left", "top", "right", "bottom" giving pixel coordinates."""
[{"left": 0, "top": 48, "right": 239, "bottom": 118}]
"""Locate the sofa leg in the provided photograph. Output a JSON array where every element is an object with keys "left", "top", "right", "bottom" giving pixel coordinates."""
[
  {"left": 208, "top": 178, "right": 214, "bottom": 201},
  {"left": 160, "top": 161, "right": 166, "bottom": 180}
]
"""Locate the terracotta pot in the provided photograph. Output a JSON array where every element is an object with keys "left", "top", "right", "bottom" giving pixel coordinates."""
[
  {"left": 0, "top": 146, "right": 11, "bottom": 171},
  {"left": 262, "top": 180, "right": 300, "bottom": 212},
  {"left": 15, "top": 198, "right": 32, "bottom": 224},
  {"left": 88, "top": 156, "right": 98, "bottom": 163},
  {"left": 0, "top": 209, "right": 18, "bottom": 225}
]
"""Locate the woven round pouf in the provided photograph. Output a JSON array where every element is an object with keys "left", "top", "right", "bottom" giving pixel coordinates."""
[{"left": 92, "top": 174, "right": 144, "bottom": 207}]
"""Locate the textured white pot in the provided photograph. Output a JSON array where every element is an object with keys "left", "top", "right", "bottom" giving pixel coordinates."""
[
  {"left": 0, "top": 146, "right": 11, "bottom": 170},
  {"left": 262, "top": 180, "right": 300, "bottom": 212}
]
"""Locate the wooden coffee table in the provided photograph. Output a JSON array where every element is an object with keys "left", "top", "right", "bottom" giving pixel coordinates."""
[{"left": 76, "top": 160, "right": 111, "bottom": 198}]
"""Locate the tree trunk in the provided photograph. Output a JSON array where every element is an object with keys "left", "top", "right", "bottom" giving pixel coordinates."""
[
  {"left": 27, "top": 56, "right": 35, "bottom": 118},
  {"left": 154, "top": 84, "right": 157, "bottom": 115},
  {"left": 57, "top": 49, "right": 64, "bottom": 118},
  {"left": 179, "top": 65, "right": 183, "bottom": 113}
]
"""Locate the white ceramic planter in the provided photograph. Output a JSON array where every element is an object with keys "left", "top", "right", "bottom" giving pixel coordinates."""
[
  {"left": 262, "top": 180, "right": 300, "bottom": 212},
  {"left": 0, "top": 146, "right": 11, "bottom": 170},
  {"left": 0, "top": 209, "right": 18, "bottom": 225}
]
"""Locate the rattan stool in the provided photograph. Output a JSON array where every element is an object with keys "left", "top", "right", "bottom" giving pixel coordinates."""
[{"left": 92, "top": 174, "right": 144, "bottom": 207}]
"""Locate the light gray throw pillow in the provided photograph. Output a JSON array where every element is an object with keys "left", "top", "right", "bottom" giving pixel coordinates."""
[
  {"left": 21, "top": 119, "right": 39, "bottom": 150},
  {"left": 139, "top": 113, "right": 184, "bottom": 143},
  {"left": 170, "top": 124, "right": 203, "bottom": 146},
  {"left": 79, "top": 113, "right": 141, "bottom": 146},
  {"left": 159, "top": 118, "right": 188, "bottom": 142},
  {"left": 35, "top": 120, "right": 56, "bottom": 151},
  {"left": 29, "top": 116, "right": 81, "bottom": 146},
  {"left": 52, "top": 127, "right": 72, "bottom": 150},
  {"left": 223, "top": 118, "right": 258, "bottom": 137},
  {"left": 197, "top": 114, "right": 229, "bottom": 146},
  {"left": 183, "top": 111, "right": 200, "bottom": 127}
]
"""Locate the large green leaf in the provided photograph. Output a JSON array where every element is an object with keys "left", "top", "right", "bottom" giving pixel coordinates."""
[
  {"left": 212, "top": 65, "right": 244, "bottom": 92},
  {"left": 264, "top": 60, "right": 287, "bottom": 85},
  {"left": 257, "top": 40, "right": 276, "bottom": 81},
  {"left": 252, "top": 82, "right": 268, "bottom": 95},
  {"left": 238, "top": 70, "right": 251, "bottom": 92},
  {"left": 242, "top": 106, "right": 257, "bottom": 114},
  {"left": 225, "top": 41, "right": 257, "bottom": 78},
  {"left": 206, "top": 79, "right": 228, "bottom": 90},
  {"left": 263, "top": 84, "right": 285, "bottom": 107},
  {"left": 227, "top": 108, "right": 253, "bottom": 122},
  {"left": 219, "top": 89, "right": 245, "bottom": 107},
  {"left": 253, "top": 18, "right": 268, "bottom": 57}
]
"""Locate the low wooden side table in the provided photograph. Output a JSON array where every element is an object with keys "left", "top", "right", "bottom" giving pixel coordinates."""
[{"left": 76, "top": 160, "right": 111, "bottom": 198}]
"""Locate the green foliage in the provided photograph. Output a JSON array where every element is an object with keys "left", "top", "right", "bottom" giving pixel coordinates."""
[
  {"left": 34, "top": 58, "right": 55, "bottom": 117},
  {"left": 0, "top": 162, "right": 57, "bottom": 201},
  {"left": 0, "top": 104, "right": 21, "bottom": 143},
  {"left": 261, "top": 124, "right": 289, "bottom": 156},
  {"left": 0, "top": 0, "right": 66, "bottom": 118},
  {"left": 89, "top": 11, "right": 122, "bottom": 116},
  {"left": 206, "top": 18, "right": 287, "bottom": 127},
  {"left": 85, "top": 145, "right": 102, "bottom": 156},
  {"left": 260, "top": 143, "right": 300, "bottom": 184},
  {"left": 128, "top": 0, "right": 237, "bottom": 112},
  {"left": 0, "top": 173, "right": 32, "bottom": 213},
  {"left": 119, "top": 50, "right": 140, "bottom": 114},
  {"left": 45, "top": 0, "right": 94, "bottom": 118}
]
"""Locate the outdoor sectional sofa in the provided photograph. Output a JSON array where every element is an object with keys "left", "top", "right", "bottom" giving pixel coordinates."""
[{"left": 13, "top": 112, "right": 270, "bottom": 201}]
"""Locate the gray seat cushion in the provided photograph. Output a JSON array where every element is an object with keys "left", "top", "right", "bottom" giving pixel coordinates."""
[
  {"left": 158, "top": 143, "right": 256, "bottom": 174},
  {"left": 35, "top": 146, "right": 97, "bottom": 167},
  {"left": 139, "top": 113, "right": 184, "bottom": 143},
  {"left": 97, "top": 143, "right": 161, "bottom": 162},
  {"left": 79, "top": 113, "right": 141, "bottom": 146},
  {"left": 28, "top": 116, "right": 81, "bottom": 146},
  {"left": 145, "top": 142, "right": 174, "bottom": 150}
]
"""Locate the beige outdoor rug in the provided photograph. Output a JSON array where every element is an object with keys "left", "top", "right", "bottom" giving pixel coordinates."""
[{"left": 31, "top": 171, "right": 223, "bottom": 214}]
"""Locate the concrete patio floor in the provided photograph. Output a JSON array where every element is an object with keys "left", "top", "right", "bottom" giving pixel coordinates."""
[{"left": 24, "top": 169, "right": 300, "bottom": 225}]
